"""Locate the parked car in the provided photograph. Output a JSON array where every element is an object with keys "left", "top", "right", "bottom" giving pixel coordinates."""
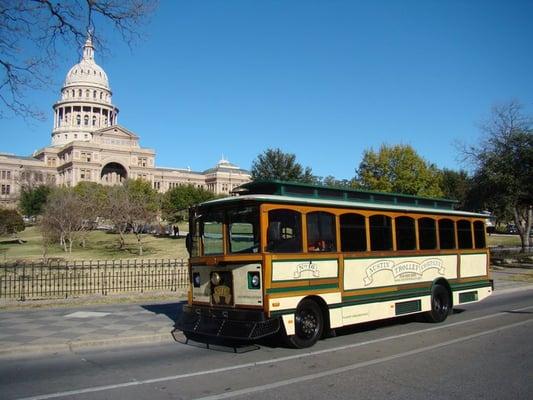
[{"left": 507, "top": 224, "right": 518, "bottom": 234}]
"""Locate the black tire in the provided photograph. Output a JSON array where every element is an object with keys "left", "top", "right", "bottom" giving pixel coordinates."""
[
  {"left": 287, "top": 299, "right": 324, "bottom": 348},
  {"left": 426, "top": 284, "right": 451, "bottom": 323}
]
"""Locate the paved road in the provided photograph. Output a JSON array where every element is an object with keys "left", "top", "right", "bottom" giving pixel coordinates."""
[{"left": 0, "top": 289, "right": 532, "bottom": 400}]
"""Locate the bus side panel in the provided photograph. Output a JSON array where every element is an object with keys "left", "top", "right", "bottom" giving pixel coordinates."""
[
  {"left": 341, "top": 296, "right": 432, "bottom": 326},
  {"left": 343, "top": 254, "right": 457, "bottom": 290},
  {"left": 459, "top": 253, "right": 488, "bottom": 278}
]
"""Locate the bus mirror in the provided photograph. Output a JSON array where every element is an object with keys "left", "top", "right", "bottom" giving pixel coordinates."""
[{"left": 185, "top": 233, "right": 192, "bottom": 256}]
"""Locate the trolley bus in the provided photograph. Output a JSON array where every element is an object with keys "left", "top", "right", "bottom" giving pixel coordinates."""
[{"left": 178, "top": 180, "right": 493, "bottom": 348}]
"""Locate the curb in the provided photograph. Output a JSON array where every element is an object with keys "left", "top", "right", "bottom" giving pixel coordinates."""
[{"left": 0, "top": 331, "right": 184, "bottom": 360}]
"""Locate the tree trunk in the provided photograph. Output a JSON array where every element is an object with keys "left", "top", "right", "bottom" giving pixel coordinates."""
[
  {"left": 117, "top": 230, "right": 126, "bottom": 249},
  {"left": 135, "top": 232, "right": 143, "bottom": 256},
  {"left": 514, "top": 205, "right": 532, "bottom": 253}
]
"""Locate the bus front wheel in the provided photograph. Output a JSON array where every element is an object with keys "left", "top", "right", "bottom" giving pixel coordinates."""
[
  {"left": 426, "top": 284, "right": 451, "bottom": 323},
  {"left": 287, "top": 299, "right": 324, "bottom": 348}
]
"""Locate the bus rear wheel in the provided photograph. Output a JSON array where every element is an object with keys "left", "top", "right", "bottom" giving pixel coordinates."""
[
  {"left": 287, "top": 299, "right": 324, "bottom": 348},
  {"left": 426, "top": 284, "right": 451, "bottom": 323}
]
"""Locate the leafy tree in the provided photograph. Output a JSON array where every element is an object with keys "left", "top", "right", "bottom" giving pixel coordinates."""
[
  {"left": 318, "top": 175, "right": 357, "bottom": 189},
  {"left": 251, "top": 148, "right": 317, "bottom": 183},
  {"left": 463, "top": 101, "right": 533, "bottom": 251},
  {"left": 440, "top": 169, "right": 471, "bottom": 208},
  {"left": 1, "top": 0, "right": 157, "bottom": 119},
  {"left": 0, "top": 208, "right": 25, "bottom": 236},
  {"left": 162, "top": 185, "right": 217, "bottom": 223},
  {"left": 356, "top": 144, "right": 443, "bottom": 197},
  {"left": 18, "top": 185, "right": 51, "bottom": 216}
]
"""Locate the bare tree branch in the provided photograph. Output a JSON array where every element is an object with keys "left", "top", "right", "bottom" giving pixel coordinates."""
[{"left": 0, "top": 0, "right": 157, "bottom": 120}]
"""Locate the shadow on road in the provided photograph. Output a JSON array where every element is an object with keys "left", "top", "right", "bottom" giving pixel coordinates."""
[{"left": 141, "top": 301, "right": 185, "bottom": 327}]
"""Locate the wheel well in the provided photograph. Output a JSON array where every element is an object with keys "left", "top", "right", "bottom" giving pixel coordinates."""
[
  {"left": 432, "top": 278, "right": 453, "bottom": 307},
  {"left": 302, "top": 295, "right": 331, "bottom": 336}
]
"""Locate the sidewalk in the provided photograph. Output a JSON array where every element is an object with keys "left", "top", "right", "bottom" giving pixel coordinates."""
[
  {"left": 0, "top": 301, "right": 185, "bottom": 359},
  {"left": 1, "top": 269, "right": 532, "bottom": 359}
]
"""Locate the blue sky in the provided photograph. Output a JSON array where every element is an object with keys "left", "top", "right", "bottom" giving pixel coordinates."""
[{"left": 2, "top": 0, "right": 533, "bottom": 179}]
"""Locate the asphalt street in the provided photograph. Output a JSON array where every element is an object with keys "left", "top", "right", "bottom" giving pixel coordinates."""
[{"left": 0, "top": 288, "right": 532, "bottom": 400}]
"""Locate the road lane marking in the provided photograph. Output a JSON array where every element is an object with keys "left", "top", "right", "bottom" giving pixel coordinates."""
[
  {"left": 195, "top": 318, "right": 533, "bottom": 400},
  {"left": 17, "top": 304, "right": 533, "bottom": 400}
]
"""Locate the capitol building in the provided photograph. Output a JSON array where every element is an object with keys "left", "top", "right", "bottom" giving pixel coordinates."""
[{"left": 0, "top": 36, "right": 250, "bottom": 207}]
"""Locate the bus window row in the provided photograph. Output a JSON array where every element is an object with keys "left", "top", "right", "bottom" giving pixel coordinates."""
[{"left": 266, "top": 209, "right": 486, "bottom": 253}]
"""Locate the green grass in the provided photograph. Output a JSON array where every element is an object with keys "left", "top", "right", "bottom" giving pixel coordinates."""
[
  {"left": 1, "top": 227, "right": 525, "bottom": 263},
  {"left": 0, "top": 226, "right": 189, "bottom": 262},
  {"left": 487, "top": 233, "right": 523, "bottom": 247}
]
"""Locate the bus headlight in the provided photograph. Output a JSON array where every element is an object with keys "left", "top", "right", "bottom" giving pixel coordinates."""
[
  {"left": 248, "top": 272, "right": 261, "bottom": 289},
  {"left": 193, "top": 273, "right": 201, "bottom": 288}
]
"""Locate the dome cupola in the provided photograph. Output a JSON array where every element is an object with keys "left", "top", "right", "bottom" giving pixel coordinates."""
[
  {"left": 64, "top": 36, "right": 110, "bottom": 90},
  {"left": 51, "top": 33, "right": 119, "bottom": 146}
]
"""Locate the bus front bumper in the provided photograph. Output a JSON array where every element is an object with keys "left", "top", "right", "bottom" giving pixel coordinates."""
[{"left": 177, "top": 304, "right": 280, "bottom": 341}]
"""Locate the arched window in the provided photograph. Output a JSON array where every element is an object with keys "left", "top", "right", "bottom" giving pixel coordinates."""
[
  {"left": 307, "top": 212, "right": 336, "bottom": 252},
  {"left": 72, "top": 90, "right": 75, "bottom": 97},
  {"left": 85, "top": 90, "right": 89, "bottom": 98},
  {"left": 419, "top": 218, "right": 437, "bottom": 250},
  {"left": 457, "top": 220, "right": 473, "bottom": 249},
  {"left": 474, "top": 221, "right": 486, "bottom": 249},
  {"left": 395, "top": 216, "right": 416, "bottom": 250},
  {"left": 92, "top": 116, "right": 97, "bottom": 126},
  {"left": 78, "top": 89, "right": 82, "bottom": 97},
  {"left": 267, "top": 209, "right": 302, "bottom": 253},
  {"left": 84, "top": 115, "right": 89, "bottom": 126},
  {"left": 370, "top": 215, "right": 392, "bottom": 251},
  {"left": 76, "top": 115, "right": 81, "bottom": 126},
  {"left": 340, "top": 213, "right": 366, "bottom": 252},
  {"left": 439, "top": 219, "right": 456, "bottom": 249},
  {"left": 100, "top": 92, "right": 103, "bottom": 100},
  {"left": 93, "top": 90, "right": 96, "bottom": 98}
]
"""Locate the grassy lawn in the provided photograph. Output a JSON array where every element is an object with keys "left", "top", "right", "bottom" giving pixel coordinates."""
[
  {"left": 487, "top": 233, "right": 523, "bottom": 247},
  {"left": 0, "top": 225, "right": 188, "bottom": 262}
]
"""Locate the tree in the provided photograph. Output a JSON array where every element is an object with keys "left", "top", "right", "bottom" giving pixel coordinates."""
[
  {"left": 18, "top": 185, "right": 51, "bottom": 216},
  {"left": 356, "top": 144, "right": 443, "bottom": 197},
  {"left": 251, "top": 148, "right": 317, "bottom": 183},
  {"left": 318, "top": 175, "right": 356, "bottom": 189},
  {"left": 162, "top": 185, "right": 217, "bottom": 224},
  {"left": 440, "top": 168, "right": 471, "bottom": 208},
  {"left": 463, "top": 101, "right": 533, "bottom": 251},
  {"left": 41, "top": 187, "right": 89, "bottom": 252},
  {"left": 0, "top": 208, "right": 25, "bottom": 236},
  {"left": 0, "top": 0, "right": 157, "bottom": 119},
  {"left": 103, "top": 179, "right": 159, "bottom": 255}
]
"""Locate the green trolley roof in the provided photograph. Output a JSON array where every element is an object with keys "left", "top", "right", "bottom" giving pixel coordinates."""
[{"left": 236, "top": 180, "right": 458, "bottom": 211}]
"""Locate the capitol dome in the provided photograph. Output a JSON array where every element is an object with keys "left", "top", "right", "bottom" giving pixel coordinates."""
[
  {"left": 63, "top": 36, "right": 110, "bottom": 90},
  {"left": 51, "top": 34, "right": 119, "bottom": 146}
]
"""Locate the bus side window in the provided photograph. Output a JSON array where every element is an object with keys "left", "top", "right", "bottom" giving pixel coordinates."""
[
  {"left": 370, "top": 214, "right": 393, "bottom": 251},
  {"left": 473, "top": 221, "right": 486, "bottom": 249},
  {"left": 340, "top": 213, "right": 366, "bottom": 252},
  {"left": 457, "top": 219, "right": 473, "bottom": 249},
  {"left": 395, "top": 216, "right": 416, "bottom": 250},
  {"left": 419, "top": 217, "right": 437, "bottom": 250},
  {"left": 307, "top": 212, "right": 337, "bottom": 252},
  {"left": 439, "top": 219, "right": 456, "bottom": 249},
  {"left": 267, "top": 209, "right": 302, "bottom": 253}
]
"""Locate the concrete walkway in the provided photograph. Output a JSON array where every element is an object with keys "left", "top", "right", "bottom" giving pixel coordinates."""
[{"left": 0, "top": 269, "right": 532, "bottom": 359}]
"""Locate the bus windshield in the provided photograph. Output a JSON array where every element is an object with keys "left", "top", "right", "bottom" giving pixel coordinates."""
[{"left": 191, "top": 205, "right": 260, "bottom": 256}]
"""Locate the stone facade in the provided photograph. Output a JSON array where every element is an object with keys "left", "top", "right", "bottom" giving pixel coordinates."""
[{"left": 0, "top": 36, "right": 250, "bottom": 208}]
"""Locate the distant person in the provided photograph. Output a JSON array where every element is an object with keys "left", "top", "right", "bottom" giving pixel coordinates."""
[{"left": 173, "top": 225, "right": 179, "bottom": 237}]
